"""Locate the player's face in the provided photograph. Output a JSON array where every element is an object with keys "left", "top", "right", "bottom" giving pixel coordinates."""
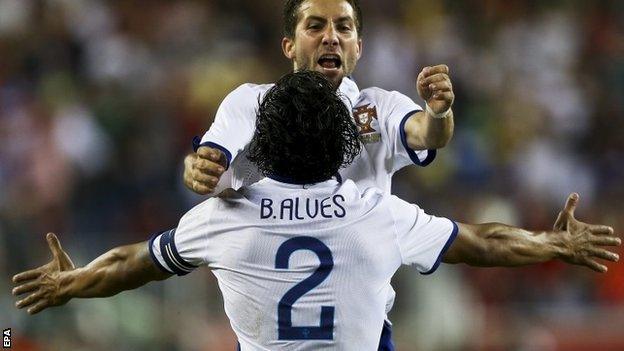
[{"left": 282, "top": 0, "right": 362, "bottom": 87}]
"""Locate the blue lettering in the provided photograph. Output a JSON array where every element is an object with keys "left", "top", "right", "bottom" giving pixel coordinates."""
[
  {"left": 281, "top": 199, "right": 294, "bottom": 220},
  {"left": 333, "top": 195, "right": 346, "bottom": 218},
  {"left": 320, "top": 197, "right": 333, "bottom": 218},
  {"left": 294, "top": 198, "right": 305, "bottom": 220},
  {"left": 267, "top": 196, "right": 346, "bottom": 220},
  {"left": 306, "top": 198, "right": 319, "bottom": 218},
  {"left": 261, "top": 199, "right": 273, "bottom": 219}
]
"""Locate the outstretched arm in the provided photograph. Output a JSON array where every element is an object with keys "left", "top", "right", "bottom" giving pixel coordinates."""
[
  {"left": 12, "top": 233, "right": 171, "bottom": 314},
  {"left": 443, "top": 194, "right": 621, "bottom": 272}
]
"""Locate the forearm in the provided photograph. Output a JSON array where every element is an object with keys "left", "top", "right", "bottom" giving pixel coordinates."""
[
  {"left": 424, "top": 109, "right": 454, "bottom": 148},
  {"left": 449, "top": 223, "right": 566, "bottom": 267},
  {"left": 405, "top": 110, "right": 454, "bottom": 150},
  {"left": 60, "top": 243, "right": 169, "bottom": 299}
]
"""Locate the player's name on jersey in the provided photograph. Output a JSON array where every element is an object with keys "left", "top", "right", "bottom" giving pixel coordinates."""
[{"left": 260, "top": 195, "right": 346, "bottom": 220}]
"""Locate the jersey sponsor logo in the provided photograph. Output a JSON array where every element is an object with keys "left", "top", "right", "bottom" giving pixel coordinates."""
[{"left": 353, "top": 104, "right": 381, "bottom": 144}]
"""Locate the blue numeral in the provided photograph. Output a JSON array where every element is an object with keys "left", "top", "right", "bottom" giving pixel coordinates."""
[{"left": 275, "top": 236, "right": 334, "bottom": 340}]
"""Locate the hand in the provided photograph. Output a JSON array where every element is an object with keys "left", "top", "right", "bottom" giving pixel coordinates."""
[
  {"left": 12, "top": 233, "right": 76, "bottom": 314},
  {"left": 554, "top": 193, "right": 621, "bottom": 272},
  {"left": 183, "top": 147, "right": 226, "bottom": 195},
  {"left": 417, "top": 64, "right": 455, "bottom": 115}
]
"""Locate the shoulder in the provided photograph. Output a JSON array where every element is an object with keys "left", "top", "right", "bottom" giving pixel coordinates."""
[
  {"left": 355, "top": 88, "right": 422, "bottom": 132},
  {"left": 217, "top": 187, "right": 245, "bottom": 200},
  {"left": 340, "top": 180, "right": 386, "bottom": 208},
  {"left": 222, "top": 83, "right": 275, "bottom": 107},
  {"left": 235, "top": 82, "right": 274, "bottom": 95},
  {"left": 180, "top": 189, "right": 248, "bottom": 230},
  {"left": 182, "top": 189, "right": 246, "bottom": 219},
  {"left": 182, "top": 197, "right": 222, "bottom": 221},
  {"left": 342, "top": 183, "right": 407, "bottom": 232},
  {"left": 359, "top": 87, "right": 415, "bottom": 105}
]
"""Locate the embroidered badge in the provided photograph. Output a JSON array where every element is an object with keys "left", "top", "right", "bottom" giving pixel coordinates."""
[{"left": 353, "top": 104, "right": 381, "bottom": 144}]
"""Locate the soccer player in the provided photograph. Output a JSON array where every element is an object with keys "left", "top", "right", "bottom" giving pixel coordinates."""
[
  {"left": 12, "top": 72, "right": 620, "bottom": 351},
  {"left": 184, "top": 1, "right": 454, "bottom": 325},
  {"left": 184, "top": 0, "right": 454, "bottom": 195}
]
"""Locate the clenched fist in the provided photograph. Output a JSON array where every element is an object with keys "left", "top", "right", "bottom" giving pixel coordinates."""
[
  {"left": 417, "top": 64, "right": 455, "bottom": 115},
  {"left": 183, "top": 147, "right": 227, "bottom": 195}
]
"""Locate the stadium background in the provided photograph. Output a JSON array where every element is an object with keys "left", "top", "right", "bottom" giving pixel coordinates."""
[{"left": 0, "top": 0, "right": 622, "bottom": 350}]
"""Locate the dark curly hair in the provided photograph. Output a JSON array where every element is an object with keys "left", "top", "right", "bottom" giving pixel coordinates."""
[
  {"left": 283, "top": 0, "right": 363, "bottom": 39},
  {"left": 248, "top": 71, "right": 361, "bottom": 184}
]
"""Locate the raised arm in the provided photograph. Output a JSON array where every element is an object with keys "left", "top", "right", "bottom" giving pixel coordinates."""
[
  {"left": 183, "top": 84, "right": 259, "bottom": 195},
  {"left": 12, "top": 233, "right": 171, "bottom": 314},
  {"left": 443, "top": 194, "right": 621, "bottom": 272},
  {"left": 404, "top": 64, "right": 455, "bottom": 150}
]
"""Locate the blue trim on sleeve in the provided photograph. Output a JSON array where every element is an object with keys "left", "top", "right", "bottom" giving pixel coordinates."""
[
  {"left": 167, "top": 229, "right": 198, "bottom": 271},
  {"left": 421, "top": 220, "right": 459, "bottom": 275},
  {"left": 159, "top": 229, "right": 198, "bottom": 276},
  {"left": 377, "top": 320, "right": 395, "bottom": 351},
  {"left": 169, "top": 229, "right": 197, "bottom": 269},
  {"left": 148, "top": 231, "right": 175, "bottom": 275},
  {"left": 159, "top": 230, "right": 187, "bottom": 275},
  {"left": 192, "top": 136, "right": 202, "bottom": 152},
  {"left": 191, "top": 138, "right": 233, "bottom": 170},
  {"left": 419, "top": 149, "right": 437, "bottom": 166},
  {"left": 398, "top": 110, "right": 437, "bottom": 167}
]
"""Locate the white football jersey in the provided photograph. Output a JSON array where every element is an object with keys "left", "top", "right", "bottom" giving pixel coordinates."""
[
  {"left": 197, "top": 78, "right": 436, "bottom": 194},
  {"left": 150, "top": 178, "right": 457, "bottom": 351}
]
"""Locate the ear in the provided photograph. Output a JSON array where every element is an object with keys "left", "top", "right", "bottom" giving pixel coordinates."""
[
  {"left": 356, "top": 38, "right": 363, "bottom": 60},
  {"left": 282, "top": 37, "right": 296, "bottom": 60}
]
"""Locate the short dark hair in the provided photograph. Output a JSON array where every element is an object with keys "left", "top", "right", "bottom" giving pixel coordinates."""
[
  {"left": 248, "top": 71, "right": 361, "bottom": 184},
  {"left": 283, "top": 0, "right": 363, "bottom": 39}
]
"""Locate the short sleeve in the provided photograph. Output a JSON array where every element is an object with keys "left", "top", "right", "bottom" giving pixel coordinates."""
[
  {"left": 387, "top": 195, "right": 458, "bottom": 274},
  {"left": 196, "top": 84, "right": 266, "bottom": 169},
  {"left": 381, "top": 91, "right": 436, "bottom": 171},
  {"left": 148, "top": 199, "right": 218, "bottom": 276}
]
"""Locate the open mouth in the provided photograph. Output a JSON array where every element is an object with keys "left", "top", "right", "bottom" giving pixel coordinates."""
[{"left": 318, "top": 54, "right": 342, "bottom": 70}]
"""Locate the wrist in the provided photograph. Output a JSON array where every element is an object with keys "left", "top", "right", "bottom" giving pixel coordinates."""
[
  {"left": 58, "top": 268, "right": 83, "bottom": 299},
  {"left": 426, "top": 103, "right": 452, "bottom": 119},
  {"left": 547, "top": 231, "right": 572, "bottom": 260}
]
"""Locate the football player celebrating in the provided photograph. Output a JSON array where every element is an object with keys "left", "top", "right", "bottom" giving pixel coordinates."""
[
  {"left": 184, "top": 0, "right": 454, "bottom": 195},
  {"left": 13, "top": 72, "right": 619, "bottom": 351},
  {"left": 185, "top": 2, "right": 454, "bottom": 335}
]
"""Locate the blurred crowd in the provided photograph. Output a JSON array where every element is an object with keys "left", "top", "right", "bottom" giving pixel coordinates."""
[{"left": 0, "top": 0, "right": 623, "bottom": 350}]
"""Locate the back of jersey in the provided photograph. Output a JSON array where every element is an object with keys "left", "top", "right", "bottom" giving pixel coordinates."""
[{"left": 149, "top": 178, "right": 456, "bottom": 351}]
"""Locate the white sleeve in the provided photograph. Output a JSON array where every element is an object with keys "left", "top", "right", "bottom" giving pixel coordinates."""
[
  {"left": 148, "top": 199, "right": 218, "bottom": 276},
  {"left": 381, "top": 91, "right": 436, "bottom": 172},
  {"left": 195, "top": 84, "right": 261, "bottom": 169},
  {"left": 387, "top": 195, "right": 458, "bottom": 274}
]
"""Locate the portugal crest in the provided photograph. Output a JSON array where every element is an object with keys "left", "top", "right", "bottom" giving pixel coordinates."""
[{"left": 353, "top": 104, "right": 381, "bottom": 143}]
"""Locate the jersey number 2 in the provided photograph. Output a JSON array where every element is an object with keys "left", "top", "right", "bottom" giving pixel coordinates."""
[{"left": 275, "top": 236, "right": 334, "bottom": 340}]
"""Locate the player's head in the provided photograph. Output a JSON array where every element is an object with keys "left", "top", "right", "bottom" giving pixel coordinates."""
[
  {"left": 248, "top": 70, "right": 361, "bottom": 184},
  {"left": 281, "top": 0, "right": 363, "bottom": 87}
]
